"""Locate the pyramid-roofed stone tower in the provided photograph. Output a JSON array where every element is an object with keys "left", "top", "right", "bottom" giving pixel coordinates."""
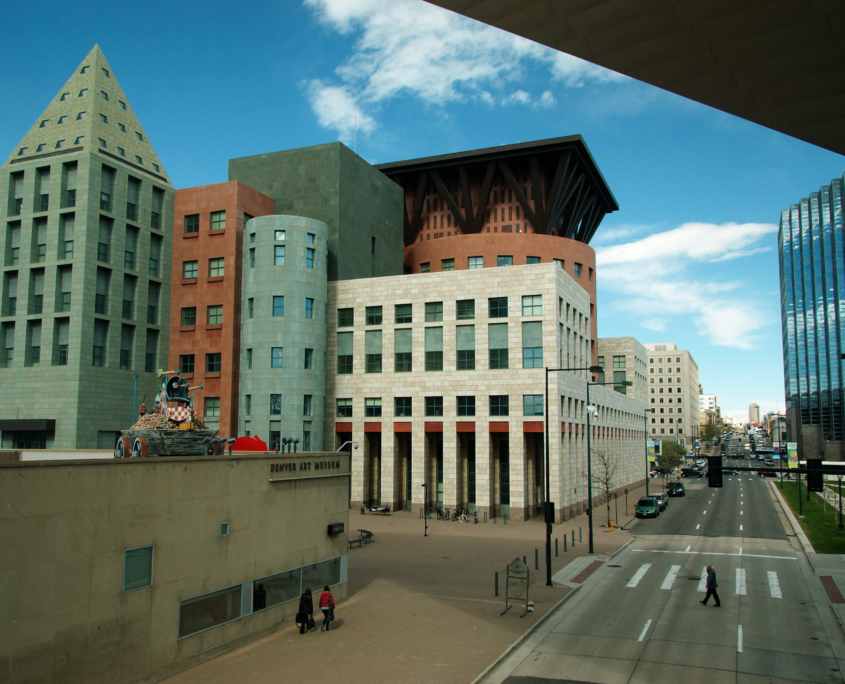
[{"left": 0, "top": 45, "right": 174, "bottom": 450}]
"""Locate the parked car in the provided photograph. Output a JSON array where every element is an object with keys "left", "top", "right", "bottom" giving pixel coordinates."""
[
  {"left": 682, "top": 468, "right": 705, "bottom": 478},
  {"left": 757, "top": 470, "right": 778, "bottom": 478},
  {"left": 764, "top": 458, "right": 775, "bottom": 466},
  {"left": 723, "top": 468, "right": 738, "bottom": 475},
  {"left": 667, "top": 482, "right": 686, "bottom": 497},
  {"left": 636, "top": 497, "right": 660, "bottom": 518},
  {"left": 652, "top": 492, "right": 668, "bottom": 511}
]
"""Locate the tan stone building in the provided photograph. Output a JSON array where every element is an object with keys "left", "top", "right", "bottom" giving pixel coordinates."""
[{"left": 644, "top": 343, "right": 701, "bottom": 447}]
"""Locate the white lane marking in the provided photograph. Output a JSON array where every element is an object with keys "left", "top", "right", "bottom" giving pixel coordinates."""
[
  {"left": 703, "top": 510, "right": 707, "bottom": 515},
  {"left": 685, "top": 545, "right": 691, "bottom": 552},
  {"left": 738, "top": 625, "right": 743, "bottom": 653},
  {"left": 741, "top": 510, "right": 744, "bottom": 515},
  {"left": 632, "top": 549, "right": 796, "bottom": 560},
  {"left": 740, "top": 525, "right": 743, "bottom": 531},
  {"left": 627, "top": 563, "right": 651, "bottom": 588},
  {"left": 736, "top": 568, "right": 746, "bottom": 595},
  {"left": 768, "top": 571, "right": 782, "bottom": 599},
  {"left": 638, "top": 619, "right": 652, "bottom": 642},
  {"left": 661, "top": 565, "right": 682, "bottom": 590},
  {"left": 698, "top": 566, "right": 707, "bottom": 592}
]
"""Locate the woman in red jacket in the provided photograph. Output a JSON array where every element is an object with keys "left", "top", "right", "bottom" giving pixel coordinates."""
[{"left": 319, "top": 585, "right": 335, "bottom": 632}]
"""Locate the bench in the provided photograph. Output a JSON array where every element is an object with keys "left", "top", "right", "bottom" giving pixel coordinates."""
[{"left": 348, "top": 529, "right": 374, "bottom": 548}]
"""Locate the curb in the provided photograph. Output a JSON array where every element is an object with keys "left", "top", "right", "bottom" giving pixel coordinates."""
[
  {"left": 609, "top": 537, "right": 635, "bottom": 560},
  {"left": 770, "top": 480, "right": 816, "bottom": 565},
  {"left": 469, "top": 585, "right": 581, "bottom": 684}
]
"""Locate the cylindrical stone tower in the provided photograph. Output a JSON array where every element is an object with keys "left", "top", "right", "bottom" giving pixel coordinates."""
[{"left": 239, "top": 216, "right": 328, "bottom": 451}]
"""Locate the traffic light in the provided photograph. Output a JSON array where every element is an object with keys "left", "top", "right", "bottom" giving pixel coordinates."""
[
  {"left": 807, "top": 459, "right": 823, "bottom": 492},
  {"left": 708, "top": 455, "right": 723, "bottom": 488}
]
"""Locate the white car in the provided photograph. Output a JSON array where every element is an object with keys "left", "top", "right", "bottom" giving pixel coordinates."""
[{"left": 652, "top": 492, "right": 668, "bottom": 511}]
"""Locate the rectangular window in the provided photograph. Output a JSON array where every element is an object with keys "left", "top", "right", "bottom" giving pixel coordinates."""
[
  {"left": 489, "top": 297, "right": 508, "bottom": 318},
  {"left": 613, "top": 355, "right": 626, "bottom": 368},
  {"left": 145, "top": 330, "right": 158, "bottom": 372},
  {"left": 306, "top": 233, "right": 315, "bottom": 244},
  {"left": 613, "top": 370, "right": 627, "bottom": 394},
  {"left": 365, "top": 330, "right": 382, "bottom": 373},
  {"left": 337, "top": 308, "right": 354, "bottom": 327},
  {"left": 271, "top": 347, "right": 283, "bottom": 368},
  {"left": 98, "top": 216, "right": 112, "bottom": 262},
  {"left": 123, "top": 546, "right": 153, "bottom": 592},
  {"left": 522, "top": 321, "right": 543, "bottom": 368},
  {"left": 306, "top": 248, "right": 315, "bottom": 268},
  {"left": 304, "top": 348, "right": 313, "bottom": 369},
  {"left": 274, "top": 245, "right": 285, "bottom": 266},
  {"left": 92, "top": 320, "right": 108, "bottom": 367},
  {"left": 395, "top": 397, "right": 412, "bottom": 417},
  {"left": 527, "top": 256, "right": 540, "bottom": 264},
  {"left": 305, "top": 298, "right": 314, "bottom": 319},
  {"left": 184, "top": 214, "right": 199, "bottom": 233},
  {"left": 441, "top": 258, "right": 454, "bottom": 271},
  {"left": 490, "top": 395, "right": 509, "bottom": 417},
  {"left": 95, "top": 268, "right": 110, "bottom": 315},
  {"left": 183, "top": 260, "right": 198, "bottom": 279},
  {"left": 246, "top": 348, "right": 253, "bottom": 369},
  {"left": 425, "top": 301, "right": 443, "bottom": 322},
  {"left": 249, "top": 249, "right": 255, "bottom": 268},
  {"left": 206, "top": 353, "right": 221, "bottom": 373},
  {"left": 273, "top": 296, "right": 284, "bottom": 317},
  {"left": 394, "top": 328, "right": 412, "bottom": 372},
  {"left": 270, "top": 394, "right": 282, "bottom": 415},
  {"left": 207, "top": 305, "right": 222, "bottom": 325},
  {"left": 523, "top": 395, "right": 544, "bottom": 416},
  {"left": 147, "top": 282, "right": 160, "bottom": 324},
  {"left": 497, "top": 255, "right": 513, "bottom": 267},
  {"left": 178, "top": 585, "right": 242, "bottom": 639},
  {"left": 425, "top": 326, "right": 443, "bottom": 371},
  {"left": 364, "top": 398, "right": 382, "bottom": 418},
  {"left": 275, "top": 230, "right": 286, "bottom": 241},
  {"left": 181, "top": 307, "right": 196, "bottom": 326},
  {"left": 247, "top": 298, "right": 254, "bottom": 319},
  {"left": 209, "top": 257, "right": 224, "bottom": 277},
  {"left": 420, "top": 262, "right": 430, "bottom": 273},
  {"left": 395, "top": 304, "right": 412, "bottom": 324},
  {"left": 522, "top": 295, "right": 542, "bottom": 316},
  {"left": 456, "top": 299, "right": 475, "bottom": 320},
  {"left": 337, "top": 398, "right": 352, "bottom": 418},
  {"left": 468, "top": 256, "right": 483, "bottom": 269},
  {"left": 337, "top": 331, "right": 353, "bottom": 374},
  {"left": 456, "top": 324, "right": 475, "bottom": 370},
  {"left": 179, "top": 354, "right": 195, "bottom": 374},
  {"left": 574, "top": 263, "right": 582, "bottom": 278},
  {"left": 210, "top": 210, "right": 225, "bottom": 231},
  {"left": 245, "top": 395, "right": 252, "bottom": 416},
  {"left": 425, "top": 396, "right": 443, "bottom": 417},
  {"left": 366, "top": 306, "right": 382, "bottom": 325},
  {"left": 489, "top": 323, "right": 508, "bottom": 370},
  {"left": 149, "top": 235, "right": 162, "bottom": 277},
  {"left": 457, "top": 396, "right": 476, "bottom": 417}
]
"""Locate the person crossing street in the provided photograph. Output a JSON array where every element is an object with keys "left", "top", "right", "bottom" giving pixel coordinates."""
[{"left": 700, "top": 564, "right": 720, "bottom": 607}]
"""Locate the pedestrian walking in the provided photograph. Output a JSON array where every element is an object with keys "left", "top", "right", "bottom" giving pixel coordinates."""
[
  {"left": 319, "top": 585, "right": 335, "bottom": 632},
  {"left": 298, "top": 587, "right": 313, "bottom": 634},
  {"left": 700, "top": 564, "right": 720, "bottom": 607}
]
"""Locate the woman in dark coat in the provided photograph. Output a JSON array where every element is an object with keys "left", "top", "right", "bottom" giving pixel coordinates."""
[{"left": 298, "top": 587, "right": 313, "bottom": 634}]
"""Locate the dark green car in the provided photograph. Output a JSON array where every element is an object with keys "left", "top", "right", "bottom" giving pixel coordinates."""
[{"left": 636, "top": 497, "right": 660, "bottom": 518}]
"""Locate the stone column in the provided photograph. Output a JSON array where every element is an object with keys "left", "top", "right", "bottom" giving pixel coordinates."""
[
  {"left": 475, "top": 427, "right": 492, "bottom": 519},
  {"left": 509, "top": 428, "right": 526, "bottom": 521},
  {"left": 443, "top": 426, "right": 460, "bottom": 511},
  {"left": 350, "top": 423, "right": 366, "bottom": 510}
]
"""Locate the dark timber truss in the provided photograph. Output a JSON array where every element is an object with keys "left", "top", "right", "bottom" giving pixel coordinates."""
[{"left": 376, "top": 136, "right": 618, "bottom": 248}]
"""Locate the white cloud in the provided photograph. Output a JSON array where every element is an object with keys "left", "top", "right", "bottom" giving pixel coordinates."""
[
  {"left": 303, "top": 0, "right": 617, "bottom": 137},
  {"left": 305, "top": 80, "right": 377, "bottom": 141},
  {"left": 641, "top": 318, "right": 665, "bottom": 332}
]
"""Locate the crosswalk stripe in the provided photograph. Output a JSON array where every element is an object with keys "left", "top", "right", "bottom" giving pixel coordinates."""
[
  {"left": 768, "top": 571, "right": 782, "bottom": 599},
  {"left": 698, "top": 566, "right": 707, "bottom": 592},
  {"left": 627, "top": 563, "right": 651, "bottom": 588},
  {"left": 661, "top": 565, "right": 681, "bottom": 590},
  {"left": 736, "top": 568, "right": 746, "bottom": 595}
]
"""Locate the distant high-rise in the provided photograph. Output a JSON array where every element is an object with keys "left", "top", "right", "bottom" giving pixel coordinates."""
[
  {"left": 0, "top": 46, "right": 174, "bottom": 449},
  {"left": 643, "top": 343, "right": 700, "bottom": 446},
  {"left": 779, "top": 174, "right": 845, "bottom": 459},
  {"left": 748, "top": 403, "right": 760, "bottom": 425}
]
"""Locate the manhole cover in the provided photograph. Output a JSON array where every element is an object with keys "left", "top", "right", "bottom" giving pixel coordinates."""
[{"left": 608, "top": 564, "right": 621, "bottom": 568}]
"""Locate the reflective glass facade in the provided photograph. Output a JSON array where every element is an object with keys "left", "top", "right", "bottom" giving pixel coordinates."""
[{"left": 779, "top": 174, "right": 845, "bottom": 442}]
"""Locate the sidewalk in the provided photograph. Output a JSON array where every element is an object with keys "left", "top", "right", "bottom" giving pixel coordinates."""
[{"left": 159, "top": 486, "right": 650, "bottom": 684}]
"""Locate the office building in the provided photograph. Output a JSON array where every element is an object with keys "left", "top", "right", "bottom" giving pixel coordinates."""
[
  {"left": 643, "top": 343, "right": 700, "bottom": 447},
  {"left": 779, "top": 173, "right": 845, "bottom": 459},
  {"left": 748, "top": 402, "right": 760, "bottom": 425},
  {"left": 0, "top": 46, "right": 173, "bottom": 449}
]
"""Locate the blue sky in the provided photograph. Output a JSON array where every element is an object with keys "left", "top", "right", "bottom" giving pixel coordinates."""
[{"left": 2, "top": 0, "right": 843, "bottom": 424}]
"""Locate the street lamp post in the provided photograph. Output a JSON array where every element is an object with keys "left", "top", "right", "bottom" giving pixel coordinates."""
[
  {"left": 544, "top": 364, "right": 603, "bottom": 586},
  {"left": 586, "top": 379, "right": 633, "bottom": 554},
  {"left": 644, "top": 409, "right": 649, "bottom": 498}
]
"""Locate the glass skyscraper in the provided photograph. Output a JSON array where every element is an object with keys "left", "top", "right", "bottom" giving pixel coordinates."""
[{"left": 779, "top": 173, "right": 845, "bottom": 449}]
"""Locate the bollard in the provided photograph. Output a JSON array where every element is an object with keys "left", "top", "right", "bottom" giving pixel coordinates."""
[
  {"left": 579, "top": 526, "right": 582, "bottom": 543},
  {"left": 564, "top": 535, "right": 567, "bottom": 552},
  {"left": 555, "top": 538, "right": 559, "bottom": 557},
  {"left": 572, "top": 529, "right": 575, "bottom": 546},
  {"left": 495, "top": 571, "right": 499, "bottom": 596},
  {"left": 535, "top": 548, "right": 539, "bottom": 570},
  {"left": 523, "top": 555, "right": 526, "bottom": 566}
]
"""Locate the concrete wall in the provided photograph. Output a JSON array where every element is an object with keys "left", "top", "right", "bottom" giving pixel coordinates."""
[{"left": 0, "top": 452, "right": 350, "bottom": 684}]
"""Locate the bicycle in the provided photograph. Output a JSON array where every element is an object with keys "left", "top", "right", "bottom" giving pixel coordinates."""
[
  {"left": 436, "top": 507, "right": 450, "bottom": 521},
  {"left": 452, "top": 509, "right": 468, "bottom": 523}
]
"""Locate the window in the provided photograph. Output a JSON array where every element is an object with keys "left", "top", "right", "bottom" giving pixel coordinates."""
[
  {"left": 613, "top": 355, "right": 626, "bottom": 368},
  {"left": 456, "top": 325, "right": 475, "bottom": 370},
  {"left": 119, "top": 100, "right": 126, "bottom": 109},
  {"left": 425, "top": 302, "right": 443, "bottom": 322},
  {"left": 17, "top": 148, "right": 26, "bottom": 156},
  {"left": 207, "top": 305, "right": 222, "bottom": 325},
  {"left": 523, "top": 395, "right": 544, "bottom": 416},
  {"left": 270, "top": 394, "right": 282, "bottom": 415},
  {"left": 271, "top": 347, "right": 283, "bottom": 368},
  {"left": 305, "top": 298, "right": 314, "bottom": 319},
  {"left": 273, "top": 296, "right": 284, "bottom": 317},
  {"left": 468, "top": 256, "right": 483, "bottom": 269},
  {"left": 365, "top": 398, "right": 382, "bottom": 418},
  {"left": 92, "top": 320, "right": 107, "bottom": 367},
  {"left": 209, "top": 258, "right": 224, "bottom": 277},
  {"left": 179, "top": 354, "right": 195, "bottom": 374},
  {"left": 489, "top": 323, "right": 508, "bottom": 370},
  {"left": 55, "top": 140, "right": 64, "bottom": 149},
  {"left": 149, "top": 235, "right": 162, "bottom": 277},
  {"left": 245, "top": 395, "right": 251, "bottom": 415},
  {"left": 249, "top": 248, "right": 255, "bottom": 268},
  {"left": 135, "top": 132, "right": 143, "bottom": 141},
  {"left": 204, "top": 397, "right": 220, "bottom": 423},
  {"left": 420, "top": 262, "right": 430, "bottom": 273},
  {"left": 98, "top": 138, "right": 107, "bottom": 149},
  {"left": 425, "top": 327, "right": 443, "bottom": 371},
  {"left": 246, "top": 348, "right": 253, "bottom": 369},
  {"left": 365, "top": 330, "right": 382, "bottom": 373},
  {"left": 489, "top": 297, "right": 508, "bottom": 318},
  {"left": 425, "top": 396, "right": 443, "bottom": 417},
  {"left": 152, "top": 164, "right": 160, "bottom": 173},
  {"left": 522, "top": 321, "right": 543, "bottom": 368},
  {"left": 100, "top": 114, "right": 108, "bottom": 123},
  {"left": 522, "top": 295, "right": 542, "bottom": 316},
  {"left": 613, "top": 370, "right": 627, "bottom": 394},
  {"left": 246, "top": 298, "right": 254, "bottom": 319},
  {"left": 206, "top": 353, "right": 221, "bottom": 373},
  {"left": 497, "top": 255, "right": 513, "bottom": 267},
  {"left": 181, "top": 307, "right": 196, "bottom": 326},
  {"left": 35, "top": 144, "right": 45, "bottom": 153},
  {"left": 574, "top": 263, "right": 582, "bottom": 278},
  {"left": 337, "top": 308, "right": 354, "bottom": 327},
  {"left": 337, "top": 398, "right": 352, "bottom": 418},
  {"left": 456, "top": 299, "right": 475, "bottom": 320},
  {"left": 302, "top": 395, "right": 312, "bottom": 417},
  {"left": 39, "top": 120, "right": 48, "bottom": 128},
  {"left": 274, "top": 245, "right": 285, "bottom": 265},
  {"left": 304, "top": 348, "right": 313, "bottom": 369},
  {"left": 366, "top": 306, "right": 382, "bottom": 325},
  {"left": 306, "top": 248, "right": 315, "bottom": 268},
  {"left": 307, "top": 233, "right": 315, "bottom": 244},
  {"left": 118, "top": 123, "right": 125, "bottom": 132},
  {"left": 210, "top": 211, "right": 225, "bottom": 231},
  {"left": 274, "top": 230, "right": 286, "bottom": 241},
  {"left": 441, "top": 258, "right": 454, "bottom": 271},
  {"left": 394, "top": 328, "right": 412, "bottom": 372},
  {"left": 395, "top": 304, "right": 412, "bottom": 324},
  {"left": 78, "top": 89, "right": 87, "bottom": 97},
  {"left": 457, "top": 396, "right": 475, "bottom": 417},
  {"left": 74, "top": 136, "right": 83, "bottom": 145},
  {"left": 183, "top": 260, "right": 197, "bottom": 279},
  {"left": 490, "top": 395, "right": 509, "bottom": 417},
  {"left": 395, "top": 397, "right": 412, "bottom": 417},
  {"left": 135, "top": 156, "right": 143, "bottom": 165},
  {"left": 527, "top": 256, "right": 540, "bottom": 264},
  {"left": 123, "top": 546, "right": 153, "bottom": 592},
  {"left": 100, "top": 91, "right": 109, "bottom": 102},
  {"left": 60, "top": 93, "right": 69, "bottom": 101},
  {"left": 337, "top": 332, "right": 353, "bottom": 374},
  {"left": 184, "top": 214, "right": 199, "bottom": 233}
]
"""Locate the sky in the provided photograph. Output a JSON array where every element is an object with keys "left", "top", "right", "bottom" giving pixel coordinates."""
[{"left": 1, "top": 0, "right": 843, "bottom": 425}]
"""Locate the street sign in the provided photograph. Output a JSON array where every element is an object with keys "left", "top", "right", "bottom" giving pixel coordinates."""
[
  {"left": 788, "top": 442, "right": 798, "bottom": 468},
  {"left": 506, "top": 557, "right": 535, "bottom": 598}
]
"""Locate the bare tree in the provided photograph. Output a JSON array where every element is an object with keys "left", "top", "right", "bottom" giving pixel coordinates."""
[{"left": 587, "top": 449, "right": 617, "bottom": 527}]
